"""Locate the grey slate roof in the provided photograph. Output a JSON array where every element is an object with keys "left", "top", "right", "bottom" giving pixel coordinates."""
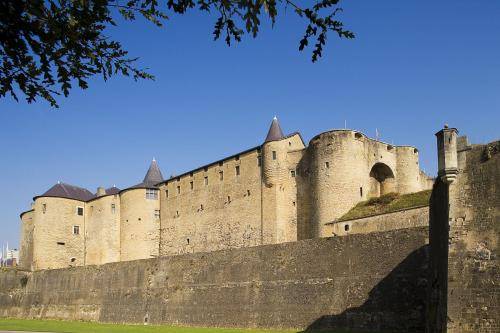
[
  {"left": 264, "top": 116, "right": 285, "bottom": 142},
  {"left": 105, "top": 186, "right": 121, "bottom": 195},
  {"left": 128, "top": 159, "right": 164, "bottom": 189},
  {"left": 39, "top": 182, "right": 95, "bottom": 201}
]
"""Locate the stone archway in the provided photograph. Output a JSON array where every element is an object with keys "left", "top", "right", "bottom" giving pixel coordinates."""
[{"left": 369, "top": 163, "right": 395, "bottom": 197}]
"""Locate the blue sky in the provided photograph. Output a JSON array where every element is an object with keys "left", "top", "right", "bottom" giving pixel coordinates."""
[{"left": 1, "top": 1, "right": 499, "bottom": 248}]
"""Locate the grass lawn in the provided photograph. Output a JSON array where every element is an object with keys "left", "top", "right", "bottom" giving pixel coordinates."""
[
  {"left": 338, "top": 190, "right": 431, "bottom": 221},
  {"left": 0, "top": 319, "right": 361, "bottom": 333}
]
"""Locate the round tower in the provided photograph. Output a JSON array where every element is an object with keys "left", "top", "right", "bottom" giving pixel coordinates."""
[
  {"left": 307, "top": 130, "right": 369, "bottom": 237},
  {"left": 120, "top": 159, "right": 164, "bottom": 261}
]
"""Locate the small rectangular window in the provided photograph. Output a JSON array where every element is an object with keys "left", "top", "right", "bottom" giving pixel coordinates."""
[
  {"left": 177, "top": 185, "right": 181, "bottom": 194},
  {"left": 190, "top": 181, "right": 194, "bottom": 190},
  {"left": 77, "top": 207, "right": 84, "bottom": 216},
  {"left": 146, "top": 189, "right": 158, "bottom": 200},
  {"left": 235, "top": 165, "right": 240, "bottom": 176},
  {"left": 204, "top": 176, "right": 208, "bottom": 186},
  {"left": 154, "top": 209, "right": 160, "bottom": 219},
  {"left": 73, "top": 225, "right": 80, "bottom": 235},
  {"left": 111, "top": 204, "right": 116, "bottom": 214},
  {"left": 290, "top": 170, "right": 296, "bottom": 178},
  {"left": 42, "top": 203, "right": 47, "bottom": 213},
  {"left": 165, "top": 189, "right": 169, "bottom": 198},
  {"left": 360, "top": 187, "right": 363, "bottom": 197},
  {"left": 227, "top": 196, "right": 231, "bottom": 203},
  {"left": 219, "top": 171, "right": 224, "bottom": 181},
  {"left": 325, "top": 161, "right": 330, "bottom": 168},
  {"left": 272, "top": 151, "right": 277, "bottom": 160}
]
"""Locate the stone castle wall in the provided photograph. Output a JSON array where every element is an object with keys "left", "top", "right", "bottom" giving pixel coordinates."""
[
  {"left": 32, "top": 197, "right": 86, "bottom": 270},
  {"left": 85, "top": 194, "right": 121, "bottom": 265},
  {"left": 328, "top": 206, "right": 429, "bottom": 236},
  {"left": 20, "top": 129, "right": 430, "bottom": 271},
  {"left": 297, "top": 130, "right": 425, "bottom": 239},
  {"left": 120, "top": 188, "right": 160, "bottom": 261},
  {"left": 427, "top": 139, "right": 499, "bottom": 333},
  {"left": 19, "top": 211, "right": 34, "bottom": 271},
  {"left": 1, "top": 228, "right": 429, "bottom": 332}
]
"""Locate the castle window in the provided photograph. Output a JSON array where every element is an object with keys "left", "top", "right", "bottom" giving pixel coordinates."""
[
  {"left": 70, "top": 257, "right": 76, "bottom": 263},
  {"left": 154, "top": 210, "right": 160, "bottom": 219},
  {"left": 325, "top": 162, "right": 330, "bottom": 168},
  {"left": 73, "top": 225, "right": 80, "bottom": 235},
  {"left": 272, "top": 151, "right": 277, "bottom": 160},
  {"left": 235, "top": 165, "right": 240, "bottom": 176},
  {"left": 360, "top": 187, "right": 363, "bottom": 197},
  {"left": 258, "top": 156, "right": 262, "bottom": 166},
  {"left": 177, "top": 186, "right": 181, "bottom": 194},
  {"left": 76, "top": 206, "right": 84, "bottom": 216},
  {"left": 204, "top": 176, "right": 208, "bottom": 186},
  {"left": 187, "top": 238, "right": 190, "bottom": 245},
  {"left": 111, "top": 204, "right": 116, "bottom": 214},
  {"left": 247, "top": 190, "right": 251, "bottom": 196},
  {"left": 219, "top": 171, "right": 224, "bottom": 181},
  {"left": 290, "top": 170, "right": 296, "bottom": 178},
  {"left": 146, "top": 189, "right": 158, "bottom": 200},
  {"left": 344, "top": 224, "right": 350, "bottom": 232},
  {"left": 57, "top": 242, "right": 65, "bottom": 246},
  {"left": 200, "top": 204, "right": 204, "bottom": 210},
  {"left": 165, "top": 189, "right": 169, "bottom": 198},
  {"left": 190, "top": 181, "right": 194, "bottom": 190},
  {"left": 176, "top": 210, "right": 179, "bottom": 217},
  {"left": 227, "top": 195, "right": 231, "bottom": 203},
  {"left": 354, "top": 132, "right": 362, "bottom": 139},
  {"left": 292, "top": 201, "right": 296, "bottom": 206}
]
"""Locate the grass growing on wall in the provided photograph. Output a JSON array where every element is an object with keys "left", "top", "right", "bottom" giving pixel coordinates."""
[
  {"left": 0, "top": 319, "right": 375, "bottom": 333},
  {"left": 338, "top": 190, "right": 432, "bottom": 221}
]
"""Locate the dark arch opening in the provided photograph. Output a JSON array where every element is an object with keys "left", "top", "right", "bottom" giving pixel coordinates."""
[{"left": 369, "top": 163, "right": 395, "bottom": 197}]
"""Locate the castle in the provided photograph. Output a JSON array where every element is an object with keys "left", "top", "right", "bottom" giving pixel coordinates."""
[
  {"left": 5, "top": 123, "right": 498, "bottom": 333},
  {"left": 19, "top": 117, "right": 433, "bottom": 271}
]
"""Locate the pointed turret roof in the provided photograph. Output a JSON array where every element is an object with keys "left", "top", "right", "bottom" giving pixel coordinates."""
[
  {"left": 264, "top": 116, "right": 285, "bottom": 142},
  {"left": 128, "top": 159, "right": 164, "bottom": 189},
  {"left": 37, "top": 182, "right": 95, "bottom": 201}
]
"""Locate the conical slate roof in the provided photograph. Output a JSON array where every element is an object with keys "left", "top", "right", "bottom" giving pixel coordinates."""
[
  {"left": 264, "top": 116, "right": 285, "bottom": 142},
  {"left": 129, "top": 159, "right": 164, "bottom": 189},
  {"left": 39, "top": 182, "right": 95, "bottom": 201}
]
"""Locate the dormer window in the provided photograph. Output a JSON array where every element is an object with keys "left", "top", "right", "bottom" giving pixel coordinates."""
[{"left": 146, "top": 189, "right": 158, "bottom": 200}]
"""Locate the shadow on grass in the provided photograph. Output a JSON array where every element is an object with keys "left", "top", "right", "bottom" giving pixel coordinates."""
[{"left": 298, "top": 246, "right": 429, "bottom": 333}]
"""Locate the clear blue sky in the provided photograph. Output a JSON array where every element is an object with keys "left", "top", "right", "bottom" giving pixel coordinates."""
[{"left": 1, "top": 1, "right": 499, "bottom": 248}]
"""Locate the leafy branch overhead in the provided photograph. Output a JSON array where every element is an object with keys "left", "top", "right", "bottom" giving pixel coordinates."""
[{"left": 0, "top": 0, "right": 354, "bottom": 107}]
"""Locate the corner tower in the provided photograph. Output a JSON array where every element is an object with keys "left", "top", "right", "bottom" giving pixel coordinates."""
[
  {"left": 120, "top": 159, "right": 164, "bottom": 261},
  {"left": 261, "top": 117, "right": 305, "bottom": 243}
]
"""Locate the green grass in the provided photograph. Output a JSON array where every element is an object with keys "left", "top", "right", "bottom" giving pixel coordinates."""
[
  {"left": 0, "top": 318, "right": 366, "bottom": 333},
  {"left": 338, "top": 190, "right": 431, "bottom": 222}
]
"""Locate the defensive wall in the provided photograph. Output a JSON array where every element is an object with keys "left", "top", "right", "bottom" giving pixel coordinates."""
[
  {"left": 427, "top": 134, "right": 499, "bottom": 333},
  {"left": 328, "top": 206, "right": 429, "bottom": 236},
  {"left": 0, "top": 228, "right": 429, "bottom": 332}
]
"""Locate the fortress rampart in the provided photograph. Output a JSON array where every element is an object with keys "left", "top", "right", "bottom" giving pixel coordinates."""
[
  {"left": 17, "top": 118, "right": 432, "bottom": 271},
  {"left": 5, "top": 124, "right": 499, "bottom": 333}
]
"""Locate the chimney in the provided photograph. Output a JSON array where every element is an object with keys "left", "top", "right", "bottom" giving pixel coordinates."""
[
  {"left": 97, "top": 187, "right": 106, "bottom": 196},
  {"left": 435, "top": 125, "right": 458, "bottom": 184}
]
